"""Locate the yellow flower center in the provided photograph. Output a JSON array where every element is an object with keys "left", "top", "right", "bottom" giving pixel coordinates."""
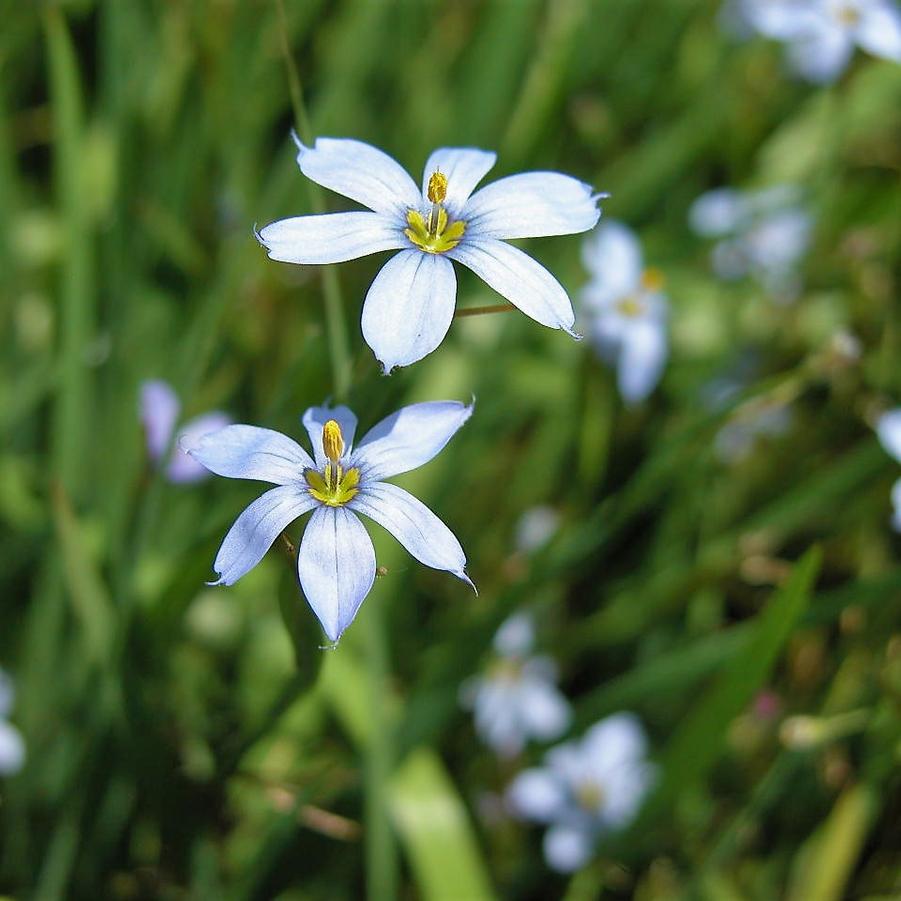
[
  {"left": 617, "top": 296, "right": 645, "bottom": 318},
  {"left": 640, "top": 266, "right": 665, "bottom": 293},
  {"left": 304, "top": 420, "right": 360, "bottom": 507},
  {"left": 835, "top": 4, "right": 860, "bottom": 26},
  {"left": 574, "top": 780, "right": 605, "bottom": 813},
  {"left": 405, "top": 169, "right": 466, "bottom": 254}
]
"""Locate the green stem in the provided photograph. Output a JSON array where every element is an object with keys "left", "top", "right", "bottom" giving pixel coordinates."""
[
  {"left": 275, "top": 0, "right": 352, "bottom": 401},
  {"left": 453, "top": 302, "right": 517, "bottom": 318},
  {"left": 362, "top": 597, "right": 397, "bottom": 901}
]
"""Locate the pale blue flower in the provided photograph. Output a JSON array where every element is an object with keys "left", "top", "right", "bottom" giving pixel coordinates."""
[
  {"left": 514, "top": 506, "right": 561, "bottom": 554},
  {"left": 715, "top": 401, "right": 792, "bottom": 463},
  {"left": 741, "top": 0, "right": 901, "bottom": 82},
  {"left": 0, "top": 668, "right": 25, "bottom": 776},
  {"left": 689, "top": 186, "right": 812, "bottom": 298},
  {"left": 580, "top": 222, "right": 669, "bottom": 405},
  {"left": 507, "top": 713, "right": 655, "bottom": 873},
  {"left": 876, "top": 408, "right": 901, "bottom": 531},
  {"left": 257, "top": 137, "right": 604, "bottom": 372},
  {"left": 184, "top": 400, "right": 474, "bottom": 642},
  {"left": 460, "top": 613, "right": 571, "bottom": 758},
  {"left": 140, "top": 380, "right": 231, "bottom": 484}
]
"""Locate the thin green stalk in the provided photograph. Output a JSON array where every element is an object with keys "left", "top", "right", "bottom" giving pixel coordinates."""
[
  {"left": 45, "top": 8, "right": 93, "bottom": 499},
  {"left": 275, "top": 0, "right": 352, "bottom": 401},
  {"left": 275, "top": 4, "right": 393, "bottom": 897},
  {"left": 361, "top": 597, "right": 398, "bottom": 901},
  {"left": 453, "top": 302, "right": 517, "bottom": 318}
]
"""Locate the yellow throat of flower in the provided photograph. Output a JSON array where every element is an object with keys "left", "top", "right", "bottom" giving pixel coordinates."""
[
  {"left": 575, "top": 780, "right": 605, "bottom": 813},
  {"left": 305, "top": 419, "right": 360, "bottom": 507},
  {"left": 405, "top": 168, "right": 466, "bottom": 254}
]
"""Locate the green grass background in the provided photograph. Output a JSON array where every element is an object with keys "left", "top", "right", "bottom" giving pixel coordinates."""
[{"left": 1, "top": 1, "right": 900, "bottom": 898}]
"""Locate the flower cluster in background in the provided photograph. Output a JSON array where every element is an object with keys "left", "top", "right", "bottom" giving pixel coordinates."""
[
  {"left": 727, "top": 0, "right": 901, "bottom": 82},
  {"left": 689, "top": 185, "right": 812, "bottom": 300}
]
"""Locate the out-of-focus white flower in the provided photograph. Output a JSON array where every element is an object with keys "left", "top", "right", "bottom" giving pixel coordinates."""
[
  {"left": 690, "top": 185, "right": 812, "bottom": 299},
  {"left": 461, "top": 613, "right": 570, "bottom": 758},
  {"left": 740, "top": 0, "right": 901, "bottom": 82},
  {"left": 876, "top": 409, "right": 901, "bottom": 531},
  {"left": 0, "top": 668, "right": 25, "bottom": 776},
  {"left": 507, "top": 713, "right": 655, "bottom": 872},
  {"left": 580, "top": 222, "right": 669, "bottom": 405},
  {"left": 715, "top": 401, "right": 792, "bottom": 463},
  {"left": 140, "top": 380, "right": 231, "bottom": 484},
  {"left": 514, "top": 506, "right": 561, "bottom": 554}
]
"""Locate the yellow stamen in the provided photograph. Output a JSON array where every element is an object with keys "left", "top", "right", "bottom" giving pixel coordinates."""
[
  {"left": 617, "top": 296, "right": 645, "bottom": 318},
  {"left": 427, "top": 170, "right": 448, "bottom": 204},
  {"left": 322, "top": 419, "right": 344, "bottom": 464},
  {"left": 575, "top": 781, "right": 605, "bottom": 812},
  {"left": 305, "top": 465, "right": 361, "bottom": 507},
  {"left": 640, "top": 267, "right": 665, "bottom": 293},
  {"left": 405, "top": 209, "right": 466, "bottom": 255}
]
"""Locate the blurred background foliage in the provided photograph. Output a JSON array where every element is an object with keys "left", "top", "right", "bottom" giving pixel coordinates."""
[{"left": 1, "top": 0, "right": 900, "bottom": 898}]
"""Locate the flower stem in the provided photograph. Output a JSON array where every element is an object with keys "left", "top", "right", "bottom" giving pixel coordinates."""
[
  {"left": 275, "top": 0, "right": 352, "bottom": 401},
  {"left": 453, "top": 302, "right": 517, "bottom": 318}
]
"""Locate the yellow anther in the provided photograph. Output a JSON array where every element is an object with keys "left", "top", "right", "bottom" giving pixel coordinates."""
[
  {"left": 640, "top": 267, "right": 665, "bottom": 293},
  {"left": 427, "top": 170, "right": 448, "bottom": 204},
  {"left": 575, "top": 781, "right": 605, "bottom": 813},
  {"left": 617, "top": 296, "right": 645, "bottom": 318},
  {"left": 304, "top": 465, "right": 361, "bottom": 507},
  {"left": 405, "top": 209, "right": 466, "bottom": 255},
  {"left": 322, "top": 419, "right": 344, "bottom": 464},
  {"left": 836, "top": 4, "right": 860, "bottom": 26}
]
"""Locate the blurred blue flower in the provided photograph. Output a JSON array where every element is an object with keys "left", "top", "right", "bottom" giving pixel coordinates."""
[
  {"left": 689, "top": 185, "right": 812, "bottom": 299},
  {"left": 715, "top": 401, "right": 792, "bottom": 463},
  {"left": 140, "top": 380, "right": 231, "bottom": 484},
  {"left": 514, "top": 506, "right": 561, "bottom": 554},
  {"left": 876, "top": 409, "right": 901, "bottom": 531},
  {"left": 460, "top": 613, "right": 571, "bottom": 757},
  {"left": 0, "top": 668, "right": 25, "bottom": 777},
  {"left": 507, "top": 713, "right": 655, "bottom": 872},
  {"left": 741, "top": 0, "right": 901, "bottom": 82},
  {"left": 257, "top": 137, "right": 604, "bottom": 372},
  {"left": 184, "top": 401, "right": 474, "bottom": 643},
  {"left": 580, "top": 221, "right": 669, "bottom": 405}
]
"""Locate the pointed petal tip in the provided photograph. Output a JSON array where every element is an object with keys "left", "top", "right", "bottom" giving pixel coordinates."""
[
  {"left": 461, "top": 571, "right": 478, "bottom": 595},
  {"left": 206, "top": 575, "right": 226, "bottom": 587}
]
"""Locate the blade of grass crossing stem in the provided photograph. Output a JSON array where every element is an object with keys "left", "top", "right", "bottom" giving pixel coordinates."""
[
  {"left": 44, "top": 9, "right": 94, "bottom": 500},
  {"left": 786, "top": 784, "right": 876, "bottom": 901},
  {"left": 640, "top": 548, "right": 821, "bottom": 822},
  {"left": 389, "top": 749, "right": 495, "bottom": 901}
]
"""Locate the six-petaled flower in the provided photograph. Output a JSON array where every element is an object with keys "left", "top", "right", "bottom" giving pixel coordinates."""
[
  {"left": 580, "top": 221, "right": 669, "bottom": 405},
  {"left": 183, "top": 400, "right": 475, "bottom": 643},
  {"left": 257, "top": 137, "right": 604, "bottom": 372},
  {"left": 689, "top": 185, "right": 812, "bottom": 300},
  {"left": 740, "top": 0, "right": 901, "bottom": 82},
  {"left": 507, "top": 713, "right": 656, "bottom": 873},
  {"left": 460, "top": 613, "right": 571, "bottom": 758}
]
